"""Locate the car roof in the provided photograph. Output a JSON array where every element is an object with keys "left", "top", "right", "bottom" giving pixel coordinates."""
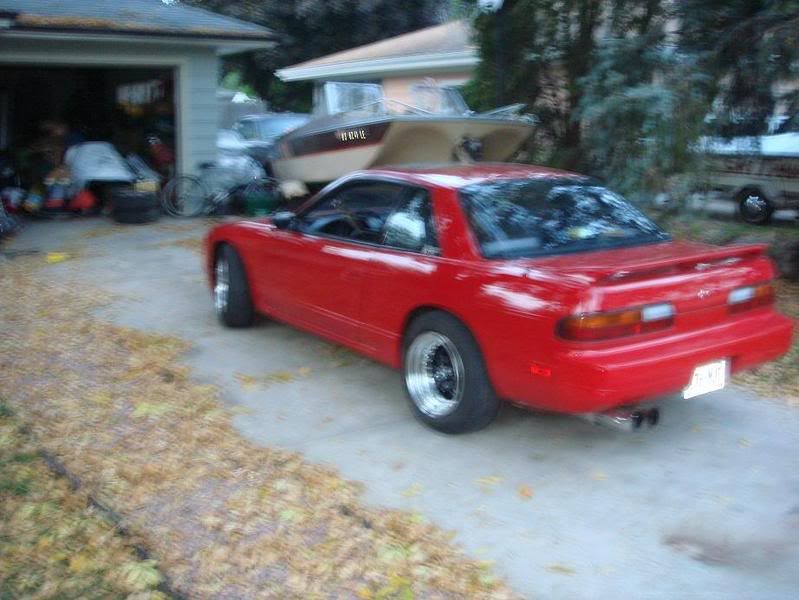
[
  {"left": 239, "top": 113, "right": 309, "bottom": 121},
  {"left": 352, "top": 163, "right": 584, "bottom": 190}
]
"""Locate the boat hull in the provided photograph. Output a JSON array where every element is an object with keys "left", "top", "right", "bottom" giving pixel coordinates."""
[{"left": 271, "top": 116, "right": 532, "bottom": 184}]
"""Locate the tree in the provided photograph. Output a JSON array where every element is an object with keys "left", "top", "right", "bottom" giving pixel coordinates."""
[
  {"left": 465, "top": 0, "right": 799, "bottom": 200},
  {"left": 184, "top": 0, "right": 447, "bottom": 110},
  {"left": 678, "top": 0, "right": 799, "bottom": 137}
]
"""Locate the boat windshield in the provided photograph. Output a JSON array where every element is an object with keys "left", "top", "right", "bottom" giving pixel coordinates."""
[
  {"left": 411, "top": 85, "right": 469, "bottom": 115},
  {"left": 314, "top": 82, "right": 386, "bottom": 116}
]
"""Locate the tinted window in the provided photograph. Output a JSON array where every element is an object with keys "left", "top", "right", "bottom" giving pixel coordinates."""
[
  {"left": 382, "top": 189, "right": 437, "bottom": 253},
  {"left": 460, "top": 178, "right": 669, "bottom": 259},
  {"left": 300, "top": 182, "right": 407, "bottom": 243}
]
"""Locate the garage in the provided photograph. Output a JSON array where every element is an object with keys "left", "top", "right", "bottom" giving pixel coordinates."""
[{"left": 0, "top": 0, "right": 272, "bottom": 219}]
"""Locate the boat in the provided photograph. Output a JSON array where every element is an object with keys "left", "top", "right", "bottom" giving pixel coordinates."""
[{"left": 270, "top": 82, "right": 535, "bottom": 185}]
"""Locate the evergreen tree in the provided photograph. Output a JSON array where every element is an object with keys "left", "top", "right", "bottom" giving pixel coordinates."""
[{"left": 183, "top": 0, "right": 447, "bottom": 110}]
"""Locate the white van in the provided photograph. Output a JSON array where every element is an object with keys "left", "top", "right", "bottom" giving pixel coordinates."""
[{"left": 702, "top": 115, "right": 799, "bottom": 224}]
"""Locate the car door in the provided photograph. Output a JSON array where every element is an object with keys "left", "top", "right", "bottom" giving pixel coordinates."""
[
  {"left": 357, "top": 187, "right": 442, "bottom": 360},
  {"left": 254, "top": 179, "right": 409, "bottom": 348}
]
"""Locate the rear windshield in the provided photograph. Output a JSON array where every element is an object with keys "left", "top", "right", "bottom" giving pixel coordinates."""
[{"left": 459, "top": 178, "right": 669, "bottom": 259}]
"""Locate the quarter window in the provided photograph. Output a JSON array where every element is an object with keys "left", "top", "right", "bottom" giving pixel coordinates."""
[{"left": 381, "top": 189, "right": 437, "bottom": 253}]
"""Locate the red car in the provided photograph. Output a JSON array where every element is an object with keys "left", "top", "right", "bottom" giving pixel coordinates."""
[{"left": 205, "top": 164, "right": 793, "bottom": 433}]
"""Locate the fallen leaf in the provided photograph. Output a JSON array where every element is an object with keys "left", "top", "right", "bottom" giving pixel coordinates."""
[
  {"left": 517, "top": 484, "right": 534, "bottom": 500},
  {"left": 402, "top": 483, "right": 424, "bottom": 497},
  {"left": 477, "top": 475, "right": 503, "bottom": 491},
  {"left": 45, "top": 252, "right": 70, "bottom": 264},
  {"left": 546, "top": 564, "right": 576, "bottom": 575}
]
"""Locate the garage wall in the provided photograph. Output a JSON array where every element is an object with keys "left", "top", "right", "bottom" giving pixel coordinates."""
[
  {"left": 183, "top": 48, "right": 219, "bottom": 173},
  {"left": 0, "top": 36, "right": 220, "bottom": 175}
]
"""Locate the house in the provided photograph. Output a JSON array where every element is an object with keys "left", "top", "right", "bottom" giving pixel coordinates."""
[
  {"left": 0, "top": 0, "right": 274, "bottom": 175},
  {"left": 276, "top": 20, "right": 477, "bottom": 107}
]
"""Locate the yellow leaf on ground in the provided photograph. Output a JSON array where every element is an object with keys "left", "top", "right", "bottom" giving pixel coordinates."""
[
  {"left": 517, "top": 484, "right": 534, "bottom": 500},
  {"left": 402, "top": 483, "right": 424, "bottom": 498},
  {"left": 546, "top": 564, "right": 576, "bottom": 575},
  {"left": 477, "top": 476, "right": 503, "bottom": 491}
]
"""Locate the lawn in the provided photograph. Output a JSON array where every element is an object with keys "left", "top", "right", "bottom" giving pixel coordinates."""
[
  {"left": 0, "top": 254, "right": 516, "bottom": 599},
  {"left": 0, "top": 402, "right": 169, "bottom": 600}
]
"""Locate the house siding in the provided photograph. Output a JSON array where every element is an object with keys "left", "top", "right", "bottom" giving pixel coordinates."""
[
  {"left": 381, "top": 72, "right": 472, "bottom": 106},
  {"left": 0, "top": 36, "right": 219, "bottom": 175}
]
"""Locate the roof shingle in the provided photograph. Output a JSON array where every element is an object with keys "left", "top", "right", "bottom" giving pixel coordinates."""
[{"left": 0, "top": 0, "right": 272, "bottom": 38}]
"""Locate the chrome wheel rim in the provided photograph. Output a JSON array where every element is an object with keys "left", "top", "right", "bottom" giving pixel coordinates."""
[
  {"left": 742, "top": 195, "right": 768, "bottom": 220},
  {"left": 214, "top": 257, "right": 229, "bottom": 313},
  {"left": 405, "top": 331, "right": 465, "bottom": 418}
]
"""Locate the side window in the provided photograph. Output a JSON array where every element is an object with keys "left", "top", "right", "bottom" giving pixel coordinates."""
[
  {"left": 300, "top": 181, "right": 407, "bottom": 243},
  {"left": 381, "top": 189, "right": 438, "bottom": 254},
  {"left": 237, "top": 120, "right": 258, "bottom": 140}
]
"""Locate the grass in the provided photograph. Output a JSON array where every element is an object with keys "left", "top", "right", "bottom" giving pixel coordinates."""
[
  {"left": 654, "top": 211, "right": 799, "bottom": 245},
  {"left": 0, "top": 256, "right": 517, "bottom": 599},
  {"left": 732, "top": 279, "right": 799, "bottom": 404},
  {"left": 0, "top": 402, "right": 170, "bottom": 600}
]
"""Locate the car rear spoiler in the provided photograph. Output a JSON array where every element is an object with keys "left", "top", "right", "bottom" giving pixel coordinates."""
[{"left": 584, "top": 243, "right": 769, "bottom": 283}]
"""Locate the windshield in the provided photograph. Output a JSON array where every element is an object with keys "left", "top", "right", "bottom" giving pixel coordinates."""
[
  {"left": 411, "top": 85, "right": 469, "bottom": 115},
  {"left": 315, "top": 82, "right": 385, "bottom": 116},
  {"left": 256, "top": 116, "right": 309, "bottom": 139},
  {"left": 459, "top": 179, "right": 669, "bottom": 259}
]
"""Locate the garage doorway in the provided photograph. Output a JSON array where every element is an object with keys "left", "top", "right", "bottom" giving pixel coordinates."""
[{"left": 0, "top": 65, "right": 177, "bottom": 189}]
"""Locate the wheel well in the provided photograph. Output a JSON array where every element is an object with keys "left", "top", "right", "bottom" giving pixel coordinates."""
[{"left": 400, "top": 306, "right": 476, "bottom": 358}]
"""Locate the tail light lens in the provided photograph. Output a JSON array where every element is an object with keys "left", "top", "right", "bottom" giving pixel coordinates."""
[
  {"left": 558, "top": 303, "right": 675, "bottom": 341},
  {"left": 728, "top": 282, "right": 774, "bottom": 313}
]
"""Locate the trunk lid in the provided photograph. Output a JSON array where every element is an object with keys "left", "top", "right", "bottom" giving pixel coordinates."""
[{"left": 527, "top": 240, "right": 775, "bottom": 328}]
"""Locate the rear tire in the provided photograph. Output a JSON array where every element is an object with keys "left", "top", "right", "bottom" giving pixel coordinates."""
[
  {"left": 737, "top": 189, "right": 774, "bottom": 225},
  {"left": 403, "top": 312, "right": 499, "bottom": 433},
  {"left": 110, "top": 190, "right": 160, "bottom": 224},
  {"left": 214, "top": 245, "right": 254, "bottom": 328}
]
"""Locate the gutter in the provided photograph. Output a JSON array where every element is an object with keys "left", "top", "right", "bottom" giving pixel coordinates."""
[
  {"left": 0, "top": 28, "right": 275, "bottom": 54},
  {"left": 277, "top": 50, "right": 478, "bottom": 82}
]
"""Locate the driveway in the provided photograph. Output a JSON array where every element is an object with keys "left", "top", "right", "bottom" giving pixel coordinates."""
[{"left": 8, "top": 217, "right": 799, "bottom": 599}]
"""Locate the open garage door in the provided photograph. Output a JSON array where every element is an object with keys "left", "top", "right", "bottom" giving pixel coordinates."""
[{"left": 0, "top": 65, "right": 176, "bottom": 192}]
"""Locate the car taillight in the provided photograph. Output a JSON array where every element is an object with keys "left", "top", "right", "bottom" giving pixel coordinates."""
[
  {"left": 728, "top": 282, "right": 774, "bottom": 313},
  {"left": 558, "top": 303, "right": 675, "bottom": 341}
]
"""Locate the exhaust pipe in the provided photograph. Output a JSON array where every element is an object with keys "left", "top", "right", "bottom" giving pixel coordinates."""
[{"left": 582, "top": 407, "right": 660, "bottom": 432}]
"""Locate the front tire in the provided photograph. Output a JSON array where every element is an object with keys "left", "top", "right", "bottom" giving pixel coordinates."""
[
  {"left": 214, "top": 245, "right": 254, "bottom": 328},
  {"left": 403, "top": 312, "right": 499, "bottom": 433}
]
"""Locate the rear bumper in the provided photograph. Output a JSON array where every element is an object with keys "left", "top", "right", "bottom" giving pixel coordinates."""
[{"left": 528, "top": 311, "right": 794, "bottom": 413}]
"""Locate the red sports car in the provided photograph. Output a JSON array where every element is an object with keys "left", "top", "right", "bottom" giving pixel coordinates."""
[{"left": 205, "top": 164, "right": 793, "bottom": 433}]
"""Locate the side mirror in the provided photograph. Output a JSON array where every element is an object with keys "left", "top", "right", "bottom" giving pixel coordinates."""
[{"left": 272, "top": 211, "right": 297, "bottom": 231}]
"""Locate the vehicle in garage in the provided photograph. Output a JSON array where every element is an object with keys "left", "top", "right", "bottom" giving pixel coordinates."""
[{"left": 204, "top": 163, "right": 794, "bottom": 433}]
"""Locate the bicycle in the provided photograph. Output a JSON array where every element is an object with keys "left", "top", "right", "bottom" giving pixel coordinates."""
[{"left": 161, "top": 161, "right": 279, "bottom": 217}]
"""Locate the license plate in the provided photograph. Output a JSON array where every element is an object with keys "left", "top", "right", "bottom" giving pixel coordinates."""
[{"left": 683, "top": 360, "right": 728, "bottom": 399}]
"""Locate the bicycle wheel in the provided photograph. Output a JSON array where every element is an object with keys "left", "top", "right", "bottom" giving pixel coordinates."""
[
  {"left": 240, "top": 178, "right": 284, "bottom": 216},
  {"left": 161, "top": 175, "right": 207, "bottom": 217}
]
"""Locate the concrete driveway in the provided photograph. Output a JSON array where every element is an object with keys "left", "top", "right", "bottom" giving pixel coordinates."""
[{"left": 7, "top": 217, "right": 799, "bottom": 599}]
